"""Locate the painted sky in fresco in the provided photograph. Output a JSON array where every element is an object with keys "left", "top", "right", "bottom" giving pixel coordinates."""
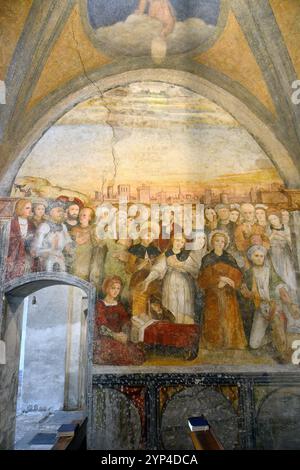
[
  {"left": 88, "top": 0, "right": 221, "bottom": 28},
  {"left": 16, "top": 82, "right": 281, "bottom": 198}
]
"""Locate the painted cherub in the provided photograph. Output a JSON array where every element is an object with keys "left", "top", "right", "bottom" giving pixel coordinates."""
[{"left": 135, "top": 0, "right": 176, "bottom": 38}]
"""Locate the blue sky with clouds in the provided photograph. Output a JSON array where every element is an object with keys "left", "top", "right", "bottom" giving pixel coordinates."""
[{"left": 88, "top": 0, "right": 220, "bottom": 28}]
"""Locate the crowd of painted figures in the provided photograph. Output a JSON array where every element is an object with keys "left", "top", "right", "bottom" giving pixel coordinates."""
[{"left": 5, "top": 198, "right": 300, "bottom": 364}]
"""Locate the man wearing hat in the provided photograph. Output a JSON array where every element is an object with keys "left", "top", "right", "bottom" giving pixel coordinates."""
[
  {"left": 216, "top": 203, "right": 242, "bottom": 267},
  {"left": 229, "top": 204, "right": 241, "bottom": 224},
  {"left": 255, "top": 204, "right": 268, "bottom": 228},
  {"left": 31, "top": 200, "right": 73, "bottom": 272},
  {"left": 215, "top": 204, "right": 235, "bottom": 241},
  {"left": 234, "top": 203, "right": 270, "bottom": 267}
]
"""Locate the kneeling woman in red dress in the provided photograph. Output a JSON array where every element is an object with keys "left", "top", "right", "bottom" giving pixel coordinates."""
[{"left": 93, "top": 275, "right": 145, "bottom": 365}]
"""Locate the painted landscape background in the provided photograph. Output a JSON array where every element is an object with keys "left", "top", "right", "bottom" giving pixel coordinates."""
[{"left": 7, "top": 82, "right": 300, "bottom": 367}]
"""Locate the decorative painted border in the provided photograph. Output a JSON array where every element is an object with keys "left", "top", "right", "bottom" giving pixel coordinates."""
[{"left": 92, "top": 371, "right": 300, "bottom": 449}]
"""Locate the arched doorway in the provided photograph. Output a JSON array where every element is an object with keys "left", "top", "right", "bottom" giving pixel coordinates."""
[{"left": 0, "top": 273, "right": 95, "bottom": 450}]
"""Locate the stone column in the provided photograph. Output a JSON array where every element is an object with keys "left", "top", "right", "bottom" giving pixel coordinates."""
[
  {"left": 64, "top": 287, "right": 87, "bottom": 410},
  {"left": 0, "top": 295, "right": 24, "bottom": 449},
  {"left": 0, "top": 199, "right": 15, "bottom": 365},
  {"left": 0, "top": 198, "right": 19, "bottom": 448}
]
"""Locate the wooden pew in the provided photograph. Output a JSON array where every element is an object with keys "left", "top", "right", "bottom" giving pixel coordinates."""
[
  {"left": 190, "top": 428, "right": 224, "bottom": 451},
  {"left": 52, "top": 418, "right": 87, "bottom": 450}
]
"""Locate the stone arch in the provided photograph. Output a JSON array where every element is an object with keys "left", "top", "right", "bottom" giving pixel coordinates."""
[
  {"left": 161, "top": 384, "right": 239, "bottom": 450},
  {"left": 256, "top": 387, "right": 300, "bottom": 449},
  {"left": 4, "top": 271, "right": 94, "bottom": 297},
  {"left": 1, "top": 69, "right": 300, "bottom": 196},
  {"left": 0, "top": 272, "right": 96, "bottom": 449}
]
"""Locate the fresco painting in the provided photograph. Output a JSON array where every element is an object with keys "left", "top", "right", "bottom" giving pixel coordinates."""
[
  {"left": 87, "top": 0, "right": 222, "bottom": 62},
  {"left": 7, "top": 82, "right": 300, "bottom": 367}
]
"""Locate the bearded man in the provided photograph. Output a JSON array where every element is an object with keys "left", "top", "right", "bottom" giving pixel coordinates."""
[{"left": 64, "top": 203, "right": 80, "bottom": 232}]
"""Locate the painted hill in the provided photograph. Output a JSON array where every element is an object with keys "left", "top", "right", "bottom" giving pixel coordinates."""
[{"left": 12, "top": 176, "right": 90, "bottom": 204}]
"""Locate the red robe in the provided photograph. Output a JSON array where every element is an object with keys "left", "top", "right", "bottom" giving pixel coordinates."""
[
  {"left": 198, "top": 252, "right": 247, "bottom": 350},
  {"left": 93, "top": 300, "right": 145, "bottom": 365},
  {"left": 5, "top": 217, "right": 36, "bottom": 281}
]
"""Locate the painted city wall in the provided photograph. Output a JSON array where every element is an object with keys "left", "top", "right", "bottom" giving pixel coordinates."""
[{"left": 3, "top": 82, "right": 300, "bottom": 368}]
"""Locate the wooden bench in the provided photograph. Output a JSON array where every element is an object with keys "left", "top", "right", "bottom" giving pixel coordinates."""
[
  {"left": 52, "top": 418, "right": 87, "bottom": 450},
  {"left": 190, "top": 428, "right": 224, "bottom": 451}
]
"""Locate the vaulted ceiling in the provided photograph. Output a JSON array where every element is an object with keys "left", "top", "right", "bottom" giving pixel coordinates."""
[{"left": 0, "top": 0, "right": 300, "bottom": 194}]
